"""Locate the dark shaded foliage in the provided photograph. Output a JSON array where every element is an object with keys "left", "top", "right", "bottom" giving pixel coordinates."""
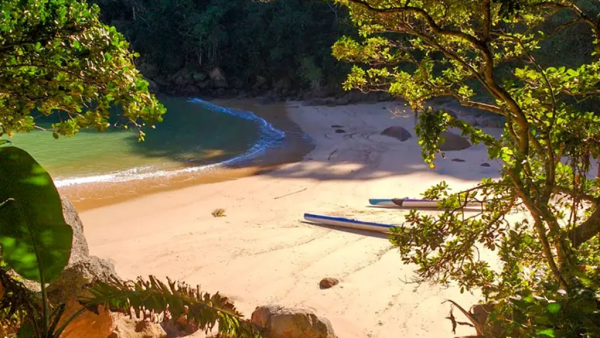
[{"left": 91, "top": 0, "right": 355, "bottom": 92}]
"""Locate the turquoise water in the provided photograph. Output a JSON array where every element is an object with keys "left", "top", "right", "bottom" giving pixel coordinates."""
[{"left": 7, "top": 97, "right": 284, "bottom": 187}]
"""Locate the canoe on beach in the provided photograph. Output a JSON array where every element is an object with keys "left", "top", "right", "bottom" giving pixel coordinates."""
[
  {"left": 369, "top": 198, "right": 486, "bottom": 209},
  {"left": 303, "top": 213, "right": 398, "bottom": 234}
]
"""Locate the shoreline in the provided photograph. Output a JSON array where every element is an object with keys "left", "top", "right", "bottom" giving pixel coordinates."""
[
  {"left": 81, "top": 101, "right": 503, "bottom": 337},
  {"left": 60, "top": 98, "right": 314, "bottom": 212}
]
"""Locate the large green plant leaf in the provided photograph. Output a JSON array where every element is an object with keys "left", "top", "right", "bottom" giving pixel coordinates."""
[{"left": 0, "top": 146, "right": 72, "bottom": 283}]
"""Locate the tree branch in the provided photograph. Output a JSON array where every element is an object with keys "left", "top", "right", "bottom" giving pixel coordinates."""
[
  {"left": 570, "top": 207, "right": 600, "bottom": 247},
  {"left": 345, "top": 0, "right": 487, "bottom": 52}
]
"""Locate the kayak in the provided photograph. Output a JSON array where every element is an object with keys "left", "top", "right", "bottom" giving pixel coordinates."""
[
  {"left": 369, "top": 198, "right": 485, "bottom": 209},
  {"left": 303, "top": 213, "right": 398, "bottom": 234}
]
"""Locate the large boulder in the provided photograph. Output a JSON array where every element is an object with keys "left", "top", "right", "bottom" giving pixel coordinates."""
[
  {"left": 439, "top": 131, "right": 471, "bottom": 151},
  {"left": 251, "top": 305, "right": 337, "bottom": 338},
  {"left": 209, "top": 68, "right": 228, "bottom": 88},
  {"left": 109, "top": 316, "right": 167, "bottom": 338},
  {"left": 381, "top": 126, "right": 412, "bottom": 141},
  {"left": 60, "top": 196, "right": 89, "bottom": 265},
  {"left": 47, "top": 255, "right": 117, "bottom": 304},
  {"left": 47, "top": 197, "right": 118, "bottom": 338}
]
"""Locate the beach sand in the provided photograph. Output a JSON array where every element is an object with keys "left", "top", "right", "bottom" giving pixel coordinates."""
[{"left": 80, "top": 101, "right": 503, "bottom": 338}]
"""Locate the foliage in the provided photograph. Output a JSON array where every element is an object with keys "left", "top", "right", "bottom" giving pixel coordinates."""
[
  {"left": 0, "top": 144, "right": 72, "bottom": 337},
  {"left": 90, "top": 0, "right": 354, "bottom": 91},
  {"left": 82, "top": 275, "right": 261, "bottom": 337},
  {"left": 332, "top": 0, "right": 600, "bottom": 336},
  {"left": 299, "top": 56, "right": 325, "bottom": 90},
  {"left": 0, "top": 0, "right": 165, "bottom": 139},
  {"left": 0, "top": 146, "right": 72, "bottom": 284}
]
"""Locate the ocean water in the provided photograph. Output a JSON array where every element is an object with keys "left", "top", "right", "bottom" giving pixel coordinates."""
[{"left": 7, "top": 97, "right": 285, "bottom": 187}]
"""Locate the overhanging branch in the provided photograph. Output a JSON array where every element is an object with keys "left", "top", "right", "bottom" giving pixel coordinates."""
[{"left": 570, "top": 207, "right": 600, "bottom": 247}]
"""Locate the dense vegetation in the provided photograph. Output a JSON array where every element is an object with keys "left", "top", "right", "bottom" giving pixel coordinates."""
[
  {"left": 91, "top": 0, "right": 356, "bottom": 98},
  {"left": 333, "top": 0, "right": 600, "bottom": 336},
  {"left": 0, "top": 0, "right": 165, "bottom": 140}
]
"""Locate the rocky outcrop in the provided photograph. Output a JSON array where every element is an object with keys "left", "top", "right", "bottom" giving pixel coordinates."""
[
  {"left": 251, "top": 305, "right": 337, "bottom": 338},
  {"left": 49, "top": 197, "right": 118, "bottom": 338},
  {"left": 47, "top": 255, "right": 117, "bottom": 307},
  {"left": 209, "top": 68, "right": 228, "bottom": 89},
  {"left": 381, "top": 126, "right": 412, "bottom": 141},
  {"left": 109, "top": 316, "right": 168, "bottom": 338},
  {"left": 60, "top": 196, "right": 89, "bottom": 265},
  {"left": 52, "top": 197, "right": 190, "bottom": 338},
  {"left": 439, "top": 131, "right": 471, "bottom": 151}
]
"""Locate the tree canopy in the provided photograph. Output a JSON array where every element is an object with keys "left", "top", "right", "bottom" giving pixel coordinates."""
[
  {"left": 0, "top": 0, "right": 165, "bottom": 139},
  {"left": 90, "top": 0, "right": 354, "bottom": 95},
  {"left": 333, "top": 0, "right": 600, "bottom": 335}
]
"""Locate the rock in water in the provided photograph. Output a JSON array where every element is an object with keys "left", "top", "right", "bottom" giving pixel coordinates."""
[
  {"left": 381, "top": 126, "right": 412, "bottom": 141},
  {"left": 319, "top": 278, "right": 339, "bottom": 289},
  {"left": 252, "top": 305, "right": 337, "bottom": 338},
  {"left": 439, "top": 131, "right": 471, "bottom": 151}
]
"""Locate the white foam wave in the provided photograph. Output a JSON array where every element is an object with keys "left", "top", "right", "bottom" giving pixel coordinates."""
[{"left": 54, "top": 99, "right": 286, "bottom": 187}]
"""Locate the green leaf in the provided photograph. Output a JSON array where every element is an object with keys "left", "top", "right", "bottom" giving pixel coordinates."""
[
  {"left": 546, "top": 302, "right": 561, "bottom": 314},
  {"left": 0, "top": 146, "right": 72, "bottom": 283},
  {"left": 537, "top": 329, "right": 555, "bottom": 337}
]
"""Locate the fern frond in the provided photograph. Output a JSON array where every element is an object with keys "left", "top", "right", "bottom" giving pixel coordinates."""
[{"left": 80, "top": 275, "right": 261, "bottom": 338}]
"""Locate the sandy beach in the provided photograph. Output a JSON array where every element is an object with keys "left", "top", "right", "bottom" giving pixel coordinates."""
[{"left": 79, "top": 101, "right": 503, "bottom": 337}]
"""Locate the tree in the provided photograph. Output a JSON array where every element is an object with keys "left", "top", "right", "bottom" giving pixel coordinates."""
[
  {"left": 90, "top": 0, "right": 354, "bottom": 93},
  {"left": 0, "top": 0, "right": 165, "bottom": 139},
  {"left": 332, "top": 0, "right": 600, "bottom": 336}
]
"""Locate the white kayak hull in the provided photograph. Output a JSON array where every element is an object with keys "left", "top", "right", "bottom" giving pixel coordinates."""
[{"left": 304, "top": 213, "right": 397, "bottom": 234}]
